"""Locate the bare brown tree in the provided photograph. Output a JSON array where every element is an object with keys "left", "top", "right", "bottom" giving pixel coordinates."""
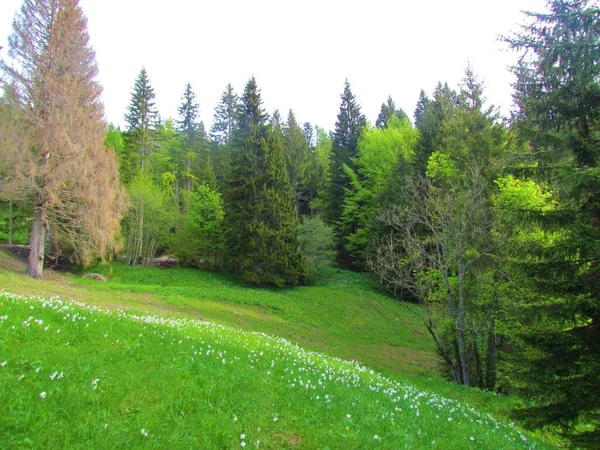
[{"left": 0, "top": 0, "right": 127, "bottom": 278}]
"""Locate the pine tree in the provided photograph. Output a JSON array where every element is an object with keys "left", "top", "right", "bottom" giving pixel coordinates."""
[
  {"left": 177, "top": 82, "right": 201, "bottom": 191},
  {"left": 375, "top": 96, "right": 408, "bottom": 129},
  {"left": 125, "top": 67, "right": 158, "bottom": 171},
  {"left": 0, "top": 0, "right": 127, "bottom": 278},
  {"left": 327, "top": 79, "right": 366, "bottom": 265},
  {"left": 224, "top": 77, "right": 305, "bottom": 286}
]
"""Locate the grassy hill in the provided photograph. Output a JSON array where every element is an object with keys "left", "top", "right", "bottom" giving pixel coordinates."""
[{"left": 0, "top": 250, "right": 554, "bottom": 448}]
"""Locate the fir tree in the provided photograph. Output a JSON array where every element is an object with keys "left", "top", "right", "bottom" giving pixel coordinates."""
[
  {"left": 302, "top": 122, "right": 314, "bottom": 149},
  {"left": 412, "top": 83, "right": 457, "bottom": 175},
  {"left": 501, "top": 0, "right": 600, "bottom": 436},
  {"left": 177, "top": 82, "right": 201, "bottom": 191},
  {"left": 224, "top": 77, "right": 305, "bottom": 286},
  {"left": 210, "top": 83, "right": 238, "bottom": 146},
  {"left": 177, "top": 82, "right": 200, "bottom": 141},
  {"left": 375, "top": 96, "right": 408, "bottom": 129},
  {"left": 124, "top": 67, "right": 159, "bottom": 171},
  {"left": 327, "top": 79, "right": 366, "bottom": 265},
  {"left": 210, "top": 83, "right": 239, "bottom": 189},
  {"left": 283, "top": 110, "right": 310, "bottom": 219}
]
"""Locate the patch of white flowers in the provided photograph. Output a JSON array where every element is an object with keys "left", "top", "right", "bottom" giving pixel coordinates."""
[{"left": 0, "top": 290, "right": 539, "bottom": 449}]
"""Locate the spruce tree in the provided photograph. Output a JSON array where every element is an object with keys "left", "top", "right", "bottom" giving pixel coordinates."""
[
  {"left": 210, "top": 83, "right": 239, "bottom": 188},
  {"left": 210, "top": 83, "right": 238, "bottom": 146},
  {"left": 261, "top": 119, "right": 307, "bottom": 285},
  {"left": 412, "top": 83, "right": 457, "bottom": 175},
  {"left": 124, "top": 67, "right": 159, "bottom": 171},
  {"left": 327, "top": 79, "right": 366, "bottom": 265},
  {"left": 283, "top": 110, "right": 310, "bottom": 218},
  {"left": 502, "top": 0, "right": 600, "bottom": 435},
  {"left": 302, "top": 122, "right": 314, "bottom": 149},
  {"left": 375, "top": 96, "right": 408, "bottom": 129},
  {"left": 224, "top": 77, "right": 306, "bottom": 286},
  {"left": 177, "top": 82, "right": 201, "bottom": 191}
]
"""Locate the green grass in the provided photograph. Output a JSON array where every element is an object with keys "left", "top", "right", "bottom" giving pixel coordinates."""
[
  {"left": 0, "top": 251, "right": 559, "bottom": 447},
  {"left": 0, "top": 291, "right": 551, "bottom": 449}
]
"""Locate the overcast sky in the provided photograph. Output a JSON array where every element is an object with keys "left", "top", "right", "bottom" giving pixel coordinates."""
[{"left": 0, "top": 0, "right": 547, "bottom": 132}]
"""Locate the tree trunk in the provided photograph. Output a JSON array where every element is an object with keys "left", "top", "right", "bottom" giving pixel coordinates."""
[
  {"left": 485, "top": 318, "right": 497, "bottom": 390},
  {"left": 8, "top": 200, "right": 13, "bottom": 246},
  {"left": 26, "top": 206, "right": 47, "bottom": 279},
  {"left": 471, "top": 330, "right": 483, "bottom": 388},
  {"left": 456, "top": 264, "right": 471, "bottom": 386}
]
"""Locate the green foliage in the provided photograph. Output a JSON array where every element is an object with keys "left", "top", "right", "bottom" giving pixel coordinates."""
[
  {"left": 176, "top": 82, "right": 203, "bottom": 192},
  {"left": 224, "top": 78, "right": 306, "bottom": 286},
  {"left": 172, "top": 184, "right": 224, "bottom": 269},
  {"left": 412, "top": 83, "right": 458, "bottom": 175},
  {"left": 426, "top": 151, "right": 460, "bottom": 182},
  {"left": 327, "top": 80, "right": 367, "bottom": 266},
  {"left": 306, "top": 126, "right": 333, "bottom": 215},
  {"left": 123, "top": 67, "right": 159, "bottom": 175},
  {"left": 298, "top": 216, "right": 336, "bottom": 283},
  {"left": 0, "top": 201, "right": 29, "bottom": 244},
  {"left": 123, "top": 172, "right": 174, "bottom": 266},
  {"left": 283, "top": 110, "right": 310, "bottom": 218},
  {"left": 500, "top": 0, "right": 600, "bottom": 438},
  {"left": 340, "top": 117, "right": 419, "bottom": 265},
  {"left": 375, "top": 96, "right": 409, "bottom": 129},
  {"left": 104, "top": 123, "right": 125, "bottom": 160}
]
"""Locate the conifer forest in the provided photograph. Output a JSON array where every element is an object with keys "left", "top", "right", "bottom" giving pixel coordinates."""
[{"left": 1, "top": 0, "right": 599, "bottom": 446}]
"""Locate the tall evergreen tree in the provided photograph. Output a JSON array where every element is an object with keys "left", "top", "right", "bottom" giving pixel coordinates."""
[
  {"left": 327, "top": 80, "right": 366, "bottom": 265},
  {"left": 177, "top": 82, "right": 201, "bottom": 191},
  {"left": 412, "top": 83, "right": 458, "bottom": 175},
  {"left": 375, "top": 96, "right": 409, "bottom": 129},
  {"left": 224, "top": 77, "right": 305, "bottom": 286},
  {"left": 210, "top": 83, "right": 238, "bottom": 146},
  {"left": 302, "top": 122, "right": 314, "bottom": 149},
  {"left": 501, "top": 0, "right": 600, "bottom": 436},
  {"left": 124, "top": 67, "right": 159, "bottom": 172},
  {"left": 283, "top": 110, "right": 310, "bottom": 218},
  {"left": 210, "top": 83, "right": 239, "bottom": 189}
]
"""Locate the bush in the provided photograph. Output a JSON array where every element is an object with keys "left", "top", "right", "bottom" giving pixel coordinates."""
[
  {"left": 298, "top": 216, "right": 336, "bottom": 283},
  {"left": 172, "top": 184, "right": 224, "bottom": 270}
]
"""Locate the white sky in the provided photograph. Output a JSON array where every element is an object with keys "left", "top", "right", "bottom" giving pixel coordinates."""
[{"left": 0, "top": 0, "right": 546, "bottom": 132}]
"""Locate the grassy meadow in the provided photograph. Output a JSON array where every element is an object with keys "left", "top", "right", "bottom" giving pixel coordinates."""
[{"left": 0, "top": 250, "right": 554, "bottom": 448}]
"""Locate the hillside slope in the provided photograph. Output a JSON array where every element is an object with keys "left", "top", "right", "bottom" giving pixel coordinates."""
[{"left": 0, "top": 291, "right": 550, "bottom": 449}]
